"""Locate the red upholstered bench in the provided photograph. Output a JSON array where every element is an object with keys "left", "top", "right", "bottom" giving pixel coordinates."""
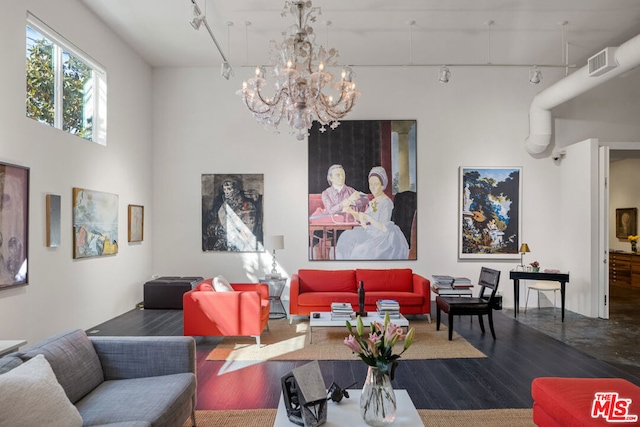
[{"left": 532, "top": 377, "right": 640, "bottom": 426}]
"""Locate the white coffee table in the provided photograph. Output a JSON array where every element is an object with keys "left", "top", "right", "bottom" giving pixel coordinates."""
[
  {"left": 309, "top": 312, "right": 409, "bottom": 344},
  {"left": 273, "top": 389, "right": 422, "bottom": 426}
]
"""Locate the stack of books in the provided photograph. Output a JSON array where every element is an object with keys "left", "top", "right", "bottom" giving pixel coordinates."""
[
  {"left": 331, "top": 302, "right": 355, "bottom": 320},
  {"left": 431, "top": 275, "right": 473, "bottom": 296},
  {"left": 376, "top": 299, "right": 400, "bottom": 318}
]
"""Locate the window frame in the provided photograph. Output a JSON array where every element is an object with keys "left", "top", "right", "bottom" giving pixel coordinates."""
[{"left": 26, "top": 12, "right": 107, "bottom": 145}]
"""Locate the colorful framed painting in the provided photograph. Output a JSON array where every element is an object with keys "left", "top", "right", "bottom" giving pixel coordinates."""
[
  {"left": 201, "top": 174, "right": 264, "bottom": 252},
  {"left": 459, "top": 167, "right": 522, "bottom": 259},
  {"left": 308, "top": 120, "right": 417, "bottom": 261},
  {"left": 128, "top": 204, "right": 144, "bottom": 242},
  {"left": 615, "top": 207, "right": 637, "bottom": 239},
  {"left": 73, "top": 188, "right": 119, "bottom": 259},
  {"left": 0, "top": 162, "right": 29, "bottom": 289}
]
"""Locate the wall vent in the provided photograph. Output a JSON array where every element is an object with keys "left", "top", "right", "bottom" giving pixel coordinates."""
[{"left": 588, "top": 47, "right": 618, "bottom": 76}]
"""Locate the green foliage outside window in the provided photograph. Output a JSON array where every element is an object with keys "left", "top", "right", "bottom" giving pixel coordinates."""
[{"left": 26, "top": 28, "right": 93, "bottom": 141}]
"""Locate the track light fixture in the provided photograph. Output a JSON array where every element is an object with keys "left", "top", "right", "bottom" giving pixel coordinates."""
[
  {"left": 221, "top": 62, "right": 233, "bottom": 80},
  {"left": 529, "top": 65, "right": 542, "bottom": 84},
  {"left": 190, "top": 15, "right": 205, "bottom": 30},
  {"left": 438, "top": 66, "right": 451, "bottom": 83}
]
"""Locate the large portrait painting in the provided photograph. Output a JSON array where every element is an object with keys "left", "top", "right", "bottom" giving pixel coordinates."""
[
  {"left": 459, "top": 167, "right": 521, "bottom": 259},
  {"left": 73, "top": 188, "right": 119, "bottom": 259},
  {"left": 308, "top": 120, "right": 417, "bottom": 261},
  {"left": 0, "top": 162, "right": 29, "bottom": 289},
  {"left": 202, "top": 174, "right": 264, "bottom": 252}
]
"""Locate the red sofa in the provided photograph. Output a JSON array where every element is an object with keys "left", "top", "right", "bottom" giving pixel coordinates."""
[
  {"left": 532, "top": 377, "right": 640, "bottom": 426},
  {"left": 290, "top": 268, "right": 430, "bottom": 320},
  {"left": 183, "top": 279, "right": 270, "bottom": 345}
]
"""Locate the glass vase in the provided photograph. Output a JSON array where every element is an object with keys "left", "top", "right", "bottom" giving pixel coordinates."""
[
  {"left": 360, "top": 366, "right": 397, "bottom": 426},
  {"left": 632, "top": 242, "right": 637, "bottom": 253}
]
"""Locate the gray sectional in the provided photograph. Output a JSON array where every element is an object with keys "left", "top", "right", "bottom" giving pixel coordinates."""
[{"left": 0, "top": 329, "right": 196, "bottom": 427}]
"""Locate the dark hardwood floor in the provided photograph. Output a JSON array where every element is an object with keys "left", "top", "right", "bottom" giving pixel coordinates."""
[{"left": 87, "top": 301, "right": 640, "bottom": 411}]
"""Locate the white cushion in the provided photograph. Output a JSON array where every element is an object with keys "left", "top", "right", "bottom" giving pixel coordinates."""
[
  {"left": 0, "top": 354, "right": 83, "bottom": 427},
  {"left": 213, "top": 275, "right": 234, "bottom": 292}
]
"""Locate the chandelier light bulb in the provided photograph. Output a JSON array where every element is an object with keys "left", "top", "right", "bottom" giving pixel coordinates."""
[{"left": 237, "top": 0, "right": 360, "bottom": 140}]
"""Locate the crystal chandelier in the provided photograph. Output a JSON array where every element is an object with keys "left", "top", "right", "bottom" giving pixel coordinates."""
[{"left": 237, "top": 1, "right": 360, "bottom": 141}]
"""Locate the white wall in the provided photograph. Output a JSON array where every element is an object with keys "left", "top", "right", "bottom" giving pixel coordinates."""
[
  {"left": 152, "top": 65, "right": 572, "bottom": 312},
  {"left": 610, "top": 158, "right": 640, "bottom": 251},
  {"left": 0, "top": 0, "right": 154, "bottom": 345}
]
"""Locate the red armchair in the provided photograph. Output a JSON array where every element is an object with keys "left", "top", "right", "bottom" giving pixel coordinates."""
[{"left": 183, "top": 279, "right": 270, "bottom": 345}]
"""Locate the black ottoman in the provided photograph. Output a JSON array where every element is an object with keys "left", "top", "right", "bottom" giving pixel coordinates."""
[{"left": 143, "top": 276, "right": 203, "bottom": 309}]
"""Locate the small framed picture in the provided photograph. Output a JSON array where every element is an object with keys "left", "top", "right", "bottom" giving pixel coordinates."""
[
  {"left": 128, "top": 205, "right": 144, "bottom": 242},
  {"left": 616, "top": 207, "right": 637, "bottom": 239}
]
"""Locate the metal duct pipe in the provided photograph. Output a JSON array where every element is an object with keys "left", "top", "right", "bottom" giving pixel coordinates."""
[{"left": 525, "top": 32, "right": 640, "bottom": 155}]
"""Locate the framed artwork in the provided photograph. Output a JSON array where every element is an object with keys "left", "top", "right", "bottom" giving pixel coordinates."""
[
  {"left": 0, "top": 162, "right": 29, "bottom": 289},
  {"left": 201, "top": 174, "right": 264, "bottom": 252},
  {"left": 128, "top": 205, "right": 144, "bottom": 242},
  {"left": 72, "top": 188, "right": 119, "bottom": 259},
  {"left": 459, "top": 167, "right": 522, "bottom": 259},
  {"left": 616, "top": 207, "right": 637, "bottom": 239},
  {"left": 308, "top": 120, "right": 417, "bottom": 261},
  {"left": 46, "top": 194, "right": 61, "bottom": 247}
]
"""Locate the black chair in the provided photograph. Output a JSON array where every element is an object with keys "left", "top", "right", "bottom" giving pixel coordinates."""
[{"left": 436, "top": 267, "right": 501, "bottom": 341}]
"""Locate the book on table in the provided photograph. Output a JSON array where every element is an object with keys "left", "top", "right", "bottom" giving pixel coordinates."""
[
  {"left": 431, "top": 285, "right": 472, "bottom": 296},
  {"left": 331, "top": 302, "right": 355, "bottom": 319}
]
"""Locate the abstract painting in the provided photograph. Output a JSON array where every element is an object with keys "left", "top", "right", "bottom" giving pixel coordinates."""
[
  {"left": 308, "top": 120, "right": 417, "bottom": 261},
  {"left": 46, "top": 194, "right": 61, "bottom": 247},
  {"left": 73, "top": 188, "right": 118, "bottom": 259},
  {"left": 0, "top": 162, "right": 29, "bottom": 289},
  {"left": 201, "top": 174, "right": 264, "bottom": 252},
  {"left": 128, "top": 204, "right": 144, "bottom": 242},
  {"left": 459, "top": 167, "right": 521, "bottom": 259}
]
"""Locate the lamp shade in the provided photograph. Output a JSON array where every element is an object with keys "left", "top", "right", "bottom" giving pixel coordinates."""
[
  {"left": 264, "top": 235, "right": 284, "bottom": 251},
  {"left": 519, "top": 243, "right": 530, "bottom": 253}
]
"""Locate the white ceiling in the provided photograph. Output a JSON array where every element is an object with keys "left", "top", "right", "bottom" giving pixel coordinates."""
[{"left": 81, "top": 0, "right": 640, "bottom": 73}]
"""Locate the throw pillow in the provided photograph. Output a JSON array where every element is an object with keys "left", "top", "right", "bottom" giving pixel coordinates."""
[
  {"left": 0, "top": 354, "right": 83, "bottom": 427},
  {"left": 213, "top": 275, "right": 233, "bottom": 292}
]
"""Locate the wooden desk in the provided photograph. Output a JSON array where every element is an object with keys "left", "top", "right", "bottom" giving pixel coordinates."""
[{"left": 509, "top": 271, "right": 570, "bottom": 322}]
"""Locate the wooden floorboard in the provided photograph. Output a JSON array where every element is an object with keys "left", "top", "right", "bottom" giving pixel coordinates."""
[{"left": 86, "top": 305, "right": 640, "bottom": 410}]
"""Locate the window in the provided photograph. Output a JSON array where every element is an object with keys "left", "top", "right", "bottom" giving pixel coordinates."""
[{"left": 26, "top": 13, "right": 107, "bottom": 145}]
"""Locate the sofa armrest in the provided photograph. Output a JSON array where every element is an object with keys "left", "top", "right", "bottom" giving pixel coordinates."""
[
  {"left": 289, "top": 274, "right": 301, "bottom": 315},
  {"left": 90, "top": 336, "right": 195, "bottom": 381},
  {"left": 412, "top": 273, "right": 431, "bottom": 314},
  {"left": 232, "top": 283, "right": 269, "bottom": 300}
]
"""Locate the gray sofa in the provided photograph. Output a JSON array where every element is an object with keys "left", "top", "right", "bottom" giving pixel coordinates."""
[{"left": 0, "top": 329, "right": 196, "bottom": 427}]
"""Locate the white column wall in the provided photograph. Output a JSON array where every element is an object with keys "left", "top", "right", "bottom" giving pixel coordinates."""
[{"left": 0, "top": 0, "right": 154, "bottom": 345}]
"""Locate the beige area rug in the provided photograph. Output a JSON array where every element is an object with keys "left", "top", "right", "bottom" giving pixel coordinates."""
[
  {"left": 183, "top": 408, "right": 534, "bottom": 427},
  {"left": 206, "top": 318, "right": 485, "bottom": 362}
]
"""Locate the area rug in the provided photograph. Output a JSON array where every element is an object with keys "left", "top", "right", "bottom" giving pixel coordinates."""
[
  {"left": 182, "top": 408, "right": 534, "bottom": 426},
  {"left": 206, "top": 318, "right": 485, "bottom": 362}
]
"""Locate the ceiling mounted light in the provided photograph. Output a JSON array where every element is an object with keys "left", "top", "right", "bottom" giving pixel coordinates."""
[
  {"left": 237, "top": 0, "right": 360, "bottom": 141},
  {"left": 190, "top": 3, "right": 204, "bottom": 30},
  {"left": 529, "top": 65, "right": 542, "bottom": 84},
  {"left": 438, "top": 66, "right": 450, "bottom": 83},
  {"left": 221, "top": 61, "right": 233, "bottom": 80}
]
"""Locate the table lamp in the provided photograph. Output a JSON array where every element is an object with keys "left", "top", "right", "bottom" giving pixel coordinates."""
[
  {"left": 519, "top": 243, "right": 530, "bottom": 270},
  {"left": 264, "top": 235, "right": 284, "bottom": 279}
]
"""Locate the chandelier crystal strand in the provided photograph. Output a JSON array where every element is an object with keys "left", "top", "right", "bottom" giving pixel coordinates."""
[{"left": 237, "top": 0, "right": 360, "bottom": 141}]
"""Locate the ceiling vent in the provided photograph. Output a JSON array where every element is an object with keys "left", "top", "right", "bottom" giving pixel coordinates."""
[{"left": 588, "top": 47, "right": 618, "bottom": 76}]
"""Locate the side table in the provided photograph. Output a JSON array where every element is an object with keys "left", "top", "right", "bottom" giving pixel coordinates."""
[
  {"left": 259, "top": 277, "right": 288, "bottom": 319},
  {"left": 0, "top": 340, "right": 27, "bottom": 357}
]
